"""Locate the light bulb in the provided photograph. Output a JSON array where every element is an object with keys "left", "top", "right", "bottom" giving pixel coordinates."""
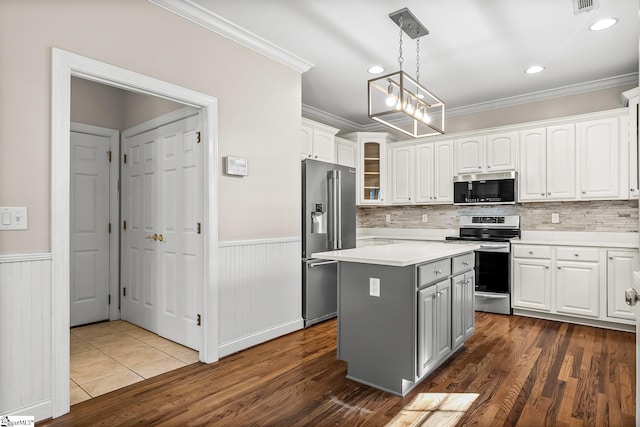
[
  {"left": 404, "top": 97, "right": 414, "bottom": 115},
  {"left": 385, "top": 83, "right": 397, "bottom": 107},
  {"left": 422, "top": 111, "right": 431, "bottom": 123},
  {"left": 414, "top": 106, "right": 424, "bottom": 120}
]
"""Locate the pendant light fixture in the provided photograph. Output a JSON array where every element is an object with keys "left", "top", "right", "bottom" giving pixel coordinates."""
[{"left": 368, "top": 8, "right": 445, "bottom": 138}]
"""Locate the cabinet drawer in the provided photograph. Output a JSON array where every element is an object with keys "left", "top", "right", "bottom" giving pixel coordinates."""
[
  {"left": 556, "top": 247, "right": 599, "bottom": 262},
  {"left": 418, "top": 259, "right": 451, "bottom": 287},
  {"left": 452, "top": 253, "right": 475, "bottom": 275},
  {"left": 512, "top": 245, "right": 551, "bottom": 259}
]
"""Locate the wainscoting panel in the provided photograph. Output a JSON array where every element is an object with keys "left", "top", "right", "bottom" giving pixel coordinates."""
[
  {"left": 218, "top": 239, "right": 302, "bottom": 357},
  {"left": 0, "top": 254, "right": 53, "bottom": 420}
]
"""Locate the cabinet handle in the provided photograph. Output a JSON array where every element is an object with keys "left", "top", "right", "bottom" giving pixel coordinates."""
[{"left": 462, "top": 261, "right": 469, "bottom": 266}]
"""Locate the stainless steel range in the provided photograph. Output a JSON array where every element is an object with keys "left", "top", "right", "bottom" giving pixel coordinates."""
[{"left": 446, "top": 215, "right": 520, "bottom": 315}]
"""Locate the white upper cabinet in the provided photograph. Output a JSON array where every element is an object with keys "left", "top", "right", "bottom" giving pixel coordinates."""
[
  {"left": 455, "top": 136, "right": 485, "bottom": 174},
  {"left": 389, "top": 145, "right": 415, "bottom": 204},
  {"left": 486, "top": 132, "right": 518, "bottom": 171},
  {"left": 577, "top": 117, "right": 623, "bottom": 200},
  {"left": 432, "top": 141, "right": 454, "bottom": 202},
  {"left": 624, "top": 88, "right": 639, "bottom": 198},
  {"left": 335, "top": 136, "right": 356, "bottom": 168},
  {"left": 519, "top": 128, "right": 547, "bottom": 201},
  {"left": 415, "top": 143, "right": 434, "bottom": 203},
  {"left": 301, "top": 118, "right": 339, "bottom": 163},
  {"left": 455, "top": 131, "right": 517, "bottom": 174},
  {"left": 546, "top": 124, "right": 577, "bottom": 200}
]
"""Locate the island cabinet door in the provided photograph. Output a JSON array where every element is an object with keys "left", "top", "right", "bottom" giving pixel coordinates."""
[
  {"left": 417, "top": 285, "right": 437, "bottom": 378},
  {"left": 436, "top": 280, "right": 452, "bottom": 361},
  {"left": 452, "top": 273, "right": 465, "bottom": 349}
]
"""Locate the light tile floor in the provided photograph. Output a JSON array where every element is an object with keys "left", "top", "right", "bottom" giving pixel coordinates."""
[{"left": 70, "top": 320, "right": 200, "bottom": 405}]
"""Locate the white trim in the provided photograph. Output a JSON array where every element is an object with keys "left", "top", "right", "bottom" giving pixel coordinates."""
[
  {"left": 0, "top": 253, "right": 52, "bottom": 263},
  {"left": 218, "top": 237, "right": 300, "bottom": 248},
  {"left": 52, "top": 48, "right": 219, "bottom": 418},
  {"left": 122, "top": 105, "right": 199, "bottom": 138},
  {"left": 148, "top": 0, "right": 313, "bottom": 73},
  {"left": 218, "top": 319, "right": 304, "bottom": 358},
  {"left": 70, "top": 122, "right": 120, "bottom": 321},
  {"left": 513, "top": 309, "right": 635, "bottom": 333},
  {"left": 1, "top": 400, "right": 52, "bottom": 422}
]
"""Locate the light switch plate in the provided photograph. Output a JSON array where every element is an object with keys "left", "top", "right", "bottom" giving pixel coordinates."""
[
  {"left": 0, "top": 207, "right": 28, "bottom": 230},
  {"left": 385, "top": 214, "right": 391, "bottom": 223},
  {"left": 369, "top": 277, "right": 380, "bottom": 297}
]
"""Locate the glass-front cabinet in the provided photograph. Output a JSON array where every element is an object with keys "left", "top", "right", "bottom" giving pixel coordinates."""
[{"left": 363, "top": 142, "right": 382, "bottom": 201}]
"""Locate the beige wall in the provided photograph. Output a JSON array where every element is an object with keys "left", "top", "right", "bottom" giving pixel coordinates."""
[
  {"left": 446, "top": 85, "right": 635, "bottom": 134},
  {"left": 0, "top": 0, "right": 301, "bottom": 253}
]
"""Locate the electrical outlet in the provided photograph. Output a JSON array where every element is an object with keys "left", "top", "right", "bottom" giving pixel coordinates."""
[
  {"left": 422, "top": 214, "right": 428, "bottom": 223},
  {"left": 369, "top": 278, "right": 380, "bottom": 297},
  {"left": 385, "top": 214, "right": 391, "bottom": 223},
  {"left": 551, "top": 213, "right": 560, "bottom": 224}
]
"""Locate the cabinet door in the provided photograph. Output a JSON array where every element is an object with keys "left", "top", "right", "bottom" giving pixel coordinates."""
[
  {"left": 417, "top": 285, "right": 437, "bottom": 378},
  {"left": 555, "top": 261, "right": 600, "bottom": 318},
  {"left": 463, "top": 270, "right": 475, "bottom": 340},
  {"left": 361, "top": 141, "right": 385, "bottom": 204},
  {"left": 389, "top": 146, "right": 414, "bottom": 204},
  {"left": 455, "top": 137, "right": 485, "bottom": 174},
  {"left": 607, "top": 250, "right": 640, "bottom": 321},
  {"left": 629, "top": 97, "right": 639, "bottom": 199},
  {"left": 335, "top": 138, "right": 356, "bottom": 168},
  {"left": 577, "top": 117, "right": 620, "bottom": 199},
  {"left": 546, "top": 124, "right": 576, "bottom": 200},
  {"left": 512, "top": 258, "right": 551, "bottom": 311},
  {"left": 519, "top": 128, "right": 547, "bottom": 201},
  {"left": 300, "top": 124, "right": 313, "bottom": 159},
  {"left": 436, "top": 280, "right": 452, "bottom": 362},
  {"left": 451, "top": 273, "right": 465, "bottom": 349},
  {"left": 486, "top": 131, "right": 517, "bottom": 171},
  {"left": 433, "top": 141, "right": 454, "bottom": 203},
  {"left": 312, "top": 130, "right": 335, "bottom": 163},
  {"left": 415, "top": 143, "right": 434, "bottom": 203}
]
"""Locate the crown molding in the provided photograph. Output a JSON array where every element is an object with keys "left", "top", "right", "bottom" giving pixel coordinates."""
[{"left": 148, "top": 0, "right": 314, "bottom": 73}]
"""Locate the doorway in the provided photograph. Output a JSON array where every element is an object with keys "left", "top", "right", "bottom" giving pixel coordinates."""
[{"left": 52, "top": 48, "right": 219, "bottom": 417}]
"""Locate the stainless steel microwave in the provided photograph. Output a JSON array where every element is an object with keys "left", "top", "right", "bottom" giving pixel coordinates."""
[{"left": 453, "top": 171, "right": 517, "bottom": 205}]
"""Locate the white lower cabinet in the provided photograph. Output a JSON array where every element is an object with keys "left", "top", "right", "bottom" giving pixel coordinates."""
[
  {"left": 417, "top": 279, "right": 450, "bottom": 378},
  {"left": 607, "top": 250, "right": 640, "bottom": 321},
  {"left": 555, "top": 260, "right": 599, "bottom": 318},
  {"left": 512, "top": 243, "right": 638, "bottom": 327},
  {"left": 512, "top": 258, "right": 552, "bottom": 311}
]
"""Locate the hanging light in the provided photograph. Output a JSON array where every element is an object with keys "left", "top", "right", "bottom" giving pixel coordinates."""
[{"left": 367, "top": 8, "right": 445, "bottom": 138}]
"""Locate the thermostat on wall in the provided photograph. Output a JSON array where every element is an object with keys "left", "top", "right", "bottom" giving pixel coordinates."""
[{"left": 225, "top": 156, "right": 248, "bottom": 176}]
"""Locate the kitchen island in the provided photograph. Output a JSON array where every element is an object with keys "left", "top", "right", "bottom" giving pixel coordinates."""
[{"left": 313, "top": 241, "right": 480, "bottom": 396}]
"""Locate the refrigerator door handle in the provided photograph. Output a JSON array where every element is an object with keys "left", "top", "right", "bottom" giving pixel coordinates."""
[
  {"left": 328, "top": 170, "right": 342, "bottom": 250},
  {"left": 309, "top": 260, "right": 339, "bottom": 268}
]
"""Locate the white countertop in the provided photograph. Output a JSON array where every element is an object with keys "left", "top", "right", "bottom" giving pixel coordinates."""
[{"left": 313, "top": 241, "right": 480, "bottom": 267}]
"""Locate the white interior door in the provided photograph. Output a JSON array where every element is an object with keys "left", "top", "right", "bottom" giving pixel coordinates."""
[
  {"left": 70, "top": 130, "right": 111, "bottom": 327},
  {"left": 122, "top": 115, "right": 203, "bottom": 351}
]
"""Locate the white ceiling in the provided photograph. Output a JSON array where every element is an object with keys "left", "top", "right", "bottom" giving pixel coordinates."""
[{"left": 186, "top": 0, "right": 638, "bottom": 130}]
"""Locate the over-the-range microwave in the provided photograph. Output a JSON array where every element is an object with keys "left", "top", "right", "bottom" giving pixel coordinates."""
[{"left": 453, "top": 171, "right": 517, "bottom": 205}]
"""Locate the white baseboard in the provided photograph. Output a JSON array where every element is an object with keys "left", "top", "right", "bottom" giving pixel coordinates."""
[
  {"left": 218, "top": 318, "right": 304, "bottom": 358},
  {"left": 1, "top": 399, "right": 52, "bottom": 422}
]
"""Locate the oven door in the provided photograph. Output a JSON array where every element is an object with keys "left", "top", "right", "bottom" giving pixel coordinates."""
[{"left": 474, "top": 246, "right": 512, "bottom": 315}]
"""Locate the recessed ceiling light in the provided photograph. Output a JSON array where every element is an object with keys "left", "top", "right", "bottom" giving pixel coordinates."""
[
  {"left": 589, "top": 17, "right": 618, "bottom": 31},
  {"left": 525, "top": 65, "right": 545, "bottom": 74},
  {"left": 368, "top": 65, "right": 384, "bottom": 74}
]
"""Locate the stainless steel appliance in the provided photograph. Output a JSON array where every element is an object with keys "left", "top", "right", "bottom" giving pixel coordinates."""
[
  {"left": 453, "top": 171, "right": 517, "bottom": 205},
  {"left": 446, "top": 215, "right": 520, "bottom": 315},
  {"left": 302, "top": 159, "right": 356, "bottom": 327}
]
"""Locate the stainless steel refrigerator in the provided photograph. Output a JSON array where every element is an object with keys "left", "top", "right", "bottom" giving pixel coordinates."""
[{"left": 302, "top": 159, "right": 356, "bottom": 327}]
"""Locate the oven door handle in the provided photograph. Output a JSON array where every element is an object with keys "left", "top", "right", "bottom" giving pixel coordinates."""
[
  {"left": 476, "top": 292, "right": 509, "bottom": 299},
  {"left": 479, "top": 244, "right": 508, "bottom": 249}
]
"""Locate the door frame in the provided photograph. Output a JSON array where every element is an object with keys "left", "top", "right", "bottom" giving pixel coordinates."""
[
  {"left": 52, "top": 48, "right": 219, "bottom": 417},
  {"left": 70, "top": 122, "right": 120, "bottom": 323}
]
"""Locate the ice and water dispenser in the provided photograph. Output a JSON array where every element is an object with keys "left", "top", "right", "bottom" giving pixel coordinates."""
[{"left": 311, "top": 203, "right": 326, "bottom": 234}]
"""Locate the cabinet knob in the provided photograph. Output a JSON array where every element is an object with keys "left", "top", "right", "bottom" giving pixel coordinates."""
[
  {"left": 462, "top": 261, "right": 469, "bottom": 266},
  {"left": 314, "top": 155, "right": 318, "bottom": 159},
  {"left": 308, "top": 154, "right": 312, "bottom": 158},
  {"left": 609, "top": 256, "right": 614, "bottom": 260},
  {"left": 581, "top": 191, "right": 586, "bottom": 194},
  {"left": 631, "top": 188, "right": 636, "bottom": 192},
  {"left": 574, "top": 253, "right": 579, "bottom": 257},
  {"left": 547, "top": 192, "right": 551, "bottom": 195},
  {"left": 529, "top": 251, "right": 533, "bottom": 254},
  {"left": 557, "top": 266, "right": 562, "bottom": 270},
  {"left": 487, "top": 165, "right": 491, "bottom": 168},
  {"left": 541, "top": 193, "right": 545, "bottom": 196},
  {"left": 545, "top": 266, "right": 549, "bottom": 269},
  {"left": 434, "top": 196, "right": 437, "bottom": 200}
]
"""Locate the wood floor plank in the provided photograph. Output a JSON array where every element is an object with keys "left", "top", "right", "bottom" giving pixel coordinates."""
[{"left": 40, "top": 313, "right": 635, "bottom": 426}]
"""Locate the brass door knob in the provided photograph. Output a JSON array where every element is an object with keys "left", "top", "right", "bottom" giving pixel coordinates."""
[
  {"left": 157, "top": 234, "right": 164, "bottom": 242},
  {"left": 145, "top": 233, "right": 158, "bottom": 240}
]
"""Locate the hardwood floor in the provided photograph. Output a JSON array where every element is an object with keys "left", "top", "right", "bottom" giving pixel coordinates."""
[{"left": 41, "top": 313, "right": 635, "bottom": 426}]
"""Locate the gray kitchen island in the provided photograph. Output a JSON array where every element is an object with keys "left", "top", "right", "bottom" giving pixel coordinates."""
[{"left": 313, "top": 241, "right": 480, "bottom": 396}]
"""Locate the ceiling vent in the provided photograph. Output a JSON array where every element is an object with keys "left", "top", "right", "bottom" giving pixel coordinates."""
[{"left": 573, "top": 0, "right": 599, "bottom": 15}]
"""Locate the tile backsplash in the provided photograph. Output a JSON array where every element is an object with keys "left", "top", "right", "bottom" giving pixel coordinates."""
[{"left": 357, "top": 200, "right": 639, "bottom": 233}]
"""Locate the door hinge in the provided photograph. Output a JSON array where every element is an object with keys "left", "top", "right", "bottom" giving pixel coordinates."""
[
  {"left": 196, "top": 131, "right": 201, "bottom": 144},
  {"left": 197, "top": 314, "right": 201, "bottom": 326},
  {"left": 124, "top": 154, "right": 127, "bottom": 164},
  {"left": 123, "top": 220, "right": 127, "bottom": 230},
  {"left": 197, "top": 222, "right": 201, "bottom": 234},
  {"left": 123, "top": 287, "right": 126, "bottom": 297},
  {"left": 108, "top": 294, "right": 111, "bottom": 305},
  {"left": 108, "top": 150, "right": 112, "bottom": 162}
]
